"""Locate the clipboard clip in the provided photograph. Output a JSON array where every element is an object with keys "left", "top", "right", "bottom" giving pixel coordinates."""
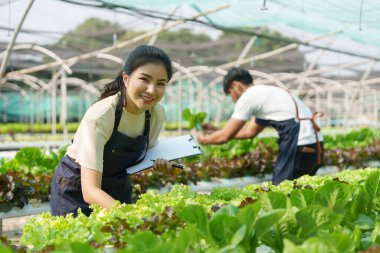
[{"left": 189, "top": 135, "right": 201, "bottom": 150}]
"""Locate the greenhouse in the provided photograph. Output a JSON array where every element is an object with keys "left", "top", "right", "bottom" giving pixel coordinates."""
[{"left": 0, "top": 0, "right": 379, "bottom": 252}]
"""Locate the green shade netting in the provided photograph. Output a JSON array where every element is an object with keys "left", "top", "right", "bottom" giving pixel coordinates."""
[{"left": 94, "top": 0, "right": 380, "bottom": 48}]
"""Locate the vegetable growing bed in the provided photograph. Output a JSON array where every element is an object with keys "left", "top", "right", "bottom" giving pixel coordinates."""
[
  {"left": 0, "top": 128, "right": 379, "bottom": 213},
  {"left": 0, "top": 168, "right": 378, "bottom": 252}
]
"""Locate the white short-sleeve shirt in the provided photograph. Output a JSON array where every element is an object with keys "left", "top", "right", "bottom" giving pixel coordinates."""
[
  {"left": 66, "top": 93, "right": 164, "bottom": 173},
  {"left": 231, "top": 85, "right": 323, "bottom": 145}
]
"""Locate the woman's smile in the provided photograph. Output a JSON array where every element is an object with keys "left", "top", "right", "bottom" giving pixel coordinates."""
[
  {"left": 123, "top": 63, "right": 168, "bottom": 114},
  {"left": 141, "top": 95, "right": 154, "bottom": 104}
]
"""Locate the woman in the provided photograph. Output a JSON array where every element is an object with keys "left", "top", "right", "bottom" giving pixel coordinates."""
[{"left": 51, "top": 44, "right": 173, "bottom": 216}]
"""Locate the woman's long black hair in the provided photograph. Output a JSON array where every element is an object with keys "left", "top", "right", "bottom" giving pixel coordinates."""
[{"left": 99, "top": 44, "right": 173, "bottom": 105}]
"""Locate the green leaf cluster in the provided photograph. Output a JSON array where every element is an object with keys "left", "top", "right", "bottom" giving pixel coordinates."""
[
  {"left": 182, "top": 108, "right": 207, "bottom": 130},
  {"left": 19, "top": 168, "right": 380, "bottom": 252}
]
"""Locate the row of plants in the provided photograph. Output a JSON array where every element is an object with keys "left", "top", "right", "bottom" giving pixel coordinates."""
[
  {"left": 133, "top": 128, "right": 380, "bottom": 194},
  {"left": 0, "top": 122, "right": 194, "bottom": 135},
  {"left": 0, "top": 128, "right": 379, "bottom": 212},
  {"left": 1, "top": 168, "right": 379, "bottom": 252},
  {"left": 197, "top": 127, "right": 380, "bottom": 160},
  {"left": 0, "top": 147, "right": 67, "bottom": 212},
  {"left": 0, "top": 123, "right": 79, "bottom": 135},
  {"left": 2, "top": 107, "right": 375, "bottom": 136}
]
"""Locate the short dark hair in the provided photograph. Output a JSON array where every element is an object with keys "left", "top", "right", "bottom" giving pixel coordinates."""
[{"left": 223, "top": 67, "right": 253, "bottom": 95}]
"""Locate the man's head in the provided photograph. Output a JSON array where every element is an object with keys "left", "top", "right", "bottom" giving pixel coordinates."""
[{"left": 223, "top": 67, "right": 253, "bottom": 102}]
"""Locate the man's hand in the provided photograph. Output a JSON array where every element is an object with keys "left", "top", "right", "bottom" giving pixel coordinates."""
[
  {"left": 195, "top": 131, "right": 207, "bottom": 144},
  {"left": 201, "top": 123, "right": 220, "bottom": 134},
  {"left": 196, "top": 118, "right": 246, "bottom": 145}
]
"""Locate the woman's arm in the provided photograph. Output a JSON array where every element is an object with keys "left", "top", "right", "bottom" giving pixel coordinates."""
[{"left": 81, "top": 167, "right": 115, "bottom": 209}]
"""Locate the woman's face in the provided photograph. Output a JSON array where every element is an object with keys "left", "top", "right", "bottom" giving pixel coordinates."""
[{"left": 123, "top": 63, "right": 168, "bottom": 114}]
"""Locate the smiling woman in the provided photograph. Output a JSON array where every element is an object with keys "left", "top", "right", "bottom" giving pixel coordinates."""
[
  {"left": 50, "top": 44, "right": 174, "bottom": 217},
  {"left": 123, "top": 63, "right": 169, "bottom": 114}
]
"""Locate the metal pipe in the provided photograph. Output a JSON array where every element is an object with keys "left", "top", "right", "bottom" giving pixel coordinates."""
[{"left": 0, "top": 0, "right": 35, "bottom": 80}]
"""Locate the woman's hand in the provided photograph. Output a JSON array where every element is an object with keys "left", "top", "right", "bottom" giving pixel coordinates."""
[{"left": 152, "top": 158, "right": 172, "bottom": 171}]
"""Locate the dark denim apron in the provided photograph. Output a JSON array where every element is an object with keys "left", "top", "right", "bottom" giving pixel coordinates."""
[
  {"left": 50, "top": 96, "right": 150, "bottom": 216},
  {"left": 256, "top": 118, "right": 300, "bottom": 185}
]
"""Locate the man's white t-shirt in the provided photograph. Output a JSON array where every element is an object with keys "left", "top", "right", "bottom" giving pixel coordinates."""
[
  {"left": 231, "top": 85, "right": 323, "bottom": 146},
  {"left": 66, "top": 93, "right": 164, "bottom": 173}
]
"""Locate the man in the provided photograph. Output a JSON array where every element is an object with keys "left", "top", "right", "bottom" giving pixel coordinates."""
[{"left": 196, "top": 67, "right": 323, "bottom": 185}]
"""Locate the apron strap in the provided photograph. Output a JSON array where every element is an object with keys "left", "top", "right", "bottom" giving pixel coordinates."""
[
  {"left": 112, "top": 97, "right": 151, "bottom": 164},
  {"left": 113, "top": 94, "right": 124, "bottom": 133},
  {"left": 290, "top": 94, "right": 324, "bottom": 166},
  {"left": 133, "top": 110, "right": 151, "bottom": 165},
  {"left": 111, "top": 94, "right": 151, "bottom": 165}
]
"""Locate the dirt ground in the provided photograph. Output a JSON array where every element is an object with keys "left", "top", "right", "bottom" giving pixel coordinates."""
[{"left": 1, "top": 215, "right": 36, "bottom": 241}]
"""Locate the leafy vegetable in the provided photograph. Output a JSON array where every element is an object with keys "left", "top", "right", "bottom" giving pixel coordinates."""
[{"left": 182, "top": 108, "right": 207, "bottom": 130}]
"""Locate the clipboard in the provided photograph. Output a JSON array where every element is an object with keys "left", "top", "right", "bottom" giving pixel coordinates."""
[{"left": 127, "top": 134, "right": 202, "bottom": 175}]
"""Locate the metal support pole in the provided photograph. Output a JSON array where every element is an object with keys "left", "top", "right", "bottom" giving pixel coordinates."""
[
  {"left": 375, "top": 91, "right": 378, "bottom": 127},
  {"left": 327, "top": 91, "right": 332, "bottom": 127},
  {"left": 0, "top": 94, "right": 8, "bottom": 122},
  {"left": 60, "top": 71, "right": 68, "bottom": 142},
  {"left": 178, "top": 80, "right": 183, "bottom": 136},
  {"left": 235, "top": 36, "right": 257, "bottom": 67},
  {"left": 0, "top": 0, "right": 35, "bottom": 80},
  {"left": 30, "top": 92, "right": 34, "bottom": 129},
  {"left": 316, "top": 91, "right": 321, "bottom": 125},
  {"left": 359, "top": 88, "right": 364, "bottom": 124},
  {"left": 343, "top": 92, "right": 350, "bottom": 128},
  {"left": 148, "top": 6, "right": 179, "bottom": 45},
  {"left": 52, "top": 76, "right": 57, "bottom": 135}
]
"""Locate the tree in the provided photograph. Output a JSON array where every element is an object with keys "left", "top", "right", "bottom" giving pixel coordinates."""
[{"left": 56, "top": 17, "right": 125, "bottom": 50}]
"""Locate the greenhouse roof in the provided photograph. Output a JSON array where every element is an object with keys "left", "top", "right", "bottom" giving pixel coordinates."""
[{"left": 85, "top": 0, "right": 379, "bottom": 48}]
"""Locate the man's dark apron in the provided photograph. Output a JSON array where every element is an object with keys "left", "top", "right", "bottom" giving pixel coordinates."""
[
  {"left": 256, "top": 118, "right": 300, "bottom": 185},
  {"left": 255, "top": 94, "right": 323, "bottom": 185},
  {"left": 50, "top": 96, "right": 150, "bottom": 216}
]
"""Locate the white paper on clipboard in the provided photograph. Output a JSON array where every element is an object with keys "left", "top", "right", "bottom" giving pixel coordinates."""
[{"left": 127, "top": 134, "right": 202, "bottom": 175}]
